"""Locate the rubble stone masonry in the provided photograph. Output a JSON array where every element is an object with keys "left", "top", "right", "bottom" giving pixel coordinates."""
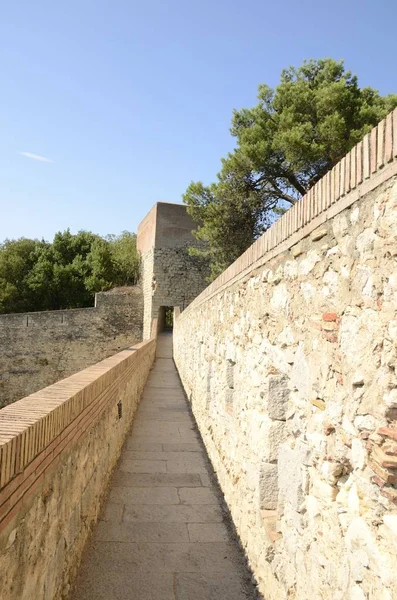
[
  {"left": 174, "top": 110, "right": 397, "bottom": 600},
  {"left": 137, "top": 202, "right": 209, "bottom": 338},
  {"left": 0, "top": 287, "right": 143, "bottom": 408}
]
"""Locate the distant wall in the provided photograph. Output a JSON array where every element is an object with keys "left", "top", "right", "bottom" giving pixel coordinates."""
[
  {"left": 174, "top": 110, "right": 397, "bottom": 600},
  {"left": 137, "top": 202, "right": 209, "bottom": 338},
  {"left": 0, "top": 337, "right": 156, "bottom": 600},
  {"left": 0, "top": 287, "right": 143, "bottom": 407}
]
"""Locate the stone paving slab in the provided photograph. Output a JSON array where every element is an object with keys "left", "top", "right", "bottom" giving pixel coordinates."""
[
  {"left": 71, "top": 333, "right": 258, "bottom": 600},
  {"left": 122, "top": 450, "right": 207, "bottom": 462},
  {"left": 95, "top": 521, "right": 190, "bottom": 543},
  {"left": 75, "top": 541, "right": 247, "bottom": 574},
  {"left": 112, "top": 472, "right": 203, "bottom": 488},
  {"left": 109, "top": 486, "right": 180, "bottom": 505},
  {"left": 122, "top": 504, "right": 224, "bottom": 524},
  {"left": 120, "top": 459, "right": 168, "bottom": 473}
]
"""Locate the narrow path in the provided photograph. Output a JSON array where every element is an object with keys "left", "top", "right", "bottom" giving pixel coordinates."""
[{"left": 72, "top": 333, "right": 257, "bottom": 600}]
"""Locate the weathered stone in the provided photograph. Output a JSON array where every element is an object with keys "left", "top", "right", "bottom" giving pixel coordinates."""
[
  {"left": 351, "top": 584, "right": 366, "bottom": 600},
  {"left": 291, "top": 243, "right": 303, "bottom": 258},
  {"left": 0, "top": 288, "right": 143, "bottom": 408},
  {"left": 259, "top": 463, "right": 278, "bottom": 510},
  {"left": 311, "top": 228, "right": 328, "bottom": 242},
  {"left": 260, "top": 420, "right": 287, "bottom": 462},
  {"left": 278, "top": 445, "right": 306, "bottom": 512},
  {"left": 267, "top": 375, "right": 289, "bottom": 421}
]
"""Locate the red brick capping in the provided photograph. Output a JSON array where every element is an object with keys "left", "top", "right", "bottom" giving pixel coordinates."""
[
  {"left": 179, "top": 108, "right": 397, "bottom": 314},
  {"left": 0, "top": 338, "right": 155, "bottom": 532}
]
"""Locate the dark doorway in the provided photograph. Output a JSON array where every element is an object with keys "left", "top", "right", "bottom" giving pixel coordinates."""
[
  {"left": 164, "top": 307, "right": 173, "bottom": 330},
  {"left": 158, "top": 306, "right": 174, "bottom": 332}
]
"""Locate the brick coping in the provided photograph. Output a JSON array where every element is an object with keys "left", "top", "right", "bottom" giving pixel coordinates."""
[
  {"left": 0, "top": 338, "right": 156, "bottom": 526},
  {"left": 178, "top": 108, "right": 397, "bottom": 315}
]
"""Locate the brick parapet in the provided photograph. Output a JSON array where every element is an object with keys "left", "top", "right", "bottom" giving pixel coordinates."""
[
  {"left": 0, "top": 338, "right": 155, "bottom": 529},
  {"left": 180, "top": 108, "right": 397, "bottom": 315}
]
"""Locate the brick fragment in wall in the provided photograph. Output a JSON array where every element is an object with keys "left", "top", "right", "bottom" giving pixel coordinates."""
[{"left": 378, "top": 426, "right": 397, "bottom": 441}]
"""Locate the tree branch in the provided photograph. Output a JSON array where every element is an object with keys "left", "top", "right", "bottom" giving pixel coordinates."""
[{"left": 284, "top": 171, "right": 306, "bottom": 196}]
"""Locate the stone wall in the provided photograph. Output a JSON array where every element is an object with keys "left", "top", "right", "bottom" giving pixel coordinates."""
[
  {"left": 0, "top": 287, "right": 143, "bottom": 408},
  {"left": 174, "top": 111, "right": 397, "bottom": 600},
  {"left": 0, "top": 337, "right": 156, "bottom": 600},
  {"left": 137, "top": 202, "right": 209, "bottom": 338}
]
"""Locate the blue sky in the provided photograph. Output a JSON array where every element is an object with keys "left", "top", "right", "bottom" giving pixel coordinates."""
[{"left": 1, "top": 0, "right": 396, "bottom": 242}]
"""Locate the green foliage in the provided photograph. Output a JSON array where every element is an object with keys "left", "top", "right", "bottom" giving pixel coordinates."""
[
  {"left": 183, "top": 58, "right": 397, "bottom": 279},
  {"left": 0, "top": 230, "right": 140, "bottom": 314},
  {"left": 106, "top": 231, "right": 140, "bottom": 287}
]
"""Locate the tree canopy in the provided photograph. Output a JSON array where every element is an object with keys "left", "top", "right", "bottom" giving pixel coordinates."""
[
  {"left": 0, "top": 230, "right": 140, "bottom": 314},
  {"left": 183, "top": 58, "right": 397, "bottom": 279}
]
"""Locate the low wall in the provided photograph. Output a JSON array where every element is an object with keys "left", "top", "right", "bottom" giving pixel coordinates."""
[
  {"left": 0, "top": 336, "right": 156, "bottom": 600},
  {"left": 0, "top": 287, "right": 143, "bottom": 408},
  {"left": 174, "top": 111, "right": 397, "bottom": 600}
]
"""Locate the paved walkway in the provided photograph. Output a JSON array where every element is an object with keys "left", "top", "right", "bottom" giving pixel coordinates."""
[{"left": 72, "top": 333, "right": 258, "bottom": 600}]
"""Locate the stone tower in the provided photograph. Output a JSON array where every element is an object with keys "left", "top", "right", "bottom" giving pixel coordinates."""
[{"left": 137, "top": 202, "right": 208, "bottom": 338}]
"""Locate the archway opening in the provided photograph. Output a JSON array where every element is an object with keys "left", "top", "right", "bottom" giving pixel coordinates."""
[{"left": 158, "top": 306, "right": 174, "bottom": 332}]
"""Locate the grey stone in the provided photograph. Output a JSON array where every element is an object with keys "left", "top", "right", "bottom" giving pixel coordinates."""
[
  {"left": 124, "top": 442, "right": 163, "bottom": 452},
  {"left": 112, "top": 472, "right": 202, "bottom": 488},
  {"left": 123, "top": 504, "right": 223, "bottom": 523},
  {"left": 72, "top": 569, "right": 175, "bottom": 600},
  {"left": 268, "top": 374, "right": 289, "bottom": 420},
  {"left": 162, "top": 443, "right": 202, "bottom": 452},
  {"left": 179, "top": 488, "right": 219, "bottom": 505},
  {"left": 94, "top": 521, "right": 189, "bottom": 543},
  {"left": 175, "top": 573, "right": 255, "bottom": 600},
  {"left": 74, "top": 542, "right": 245, "bottom": 575},
  {"left": 100, "top": 501, "right": 124, "bottom": 523},
  {"left": 187, "top": 523, "right": 230, "bottom": 542},
  {"left": 166, "top": 458, "right": 208, "bottom": 474},
  {"left": 119, "top": 459, "right": 167, "bottom": 474},
  {"left": 109, "top": 487, "right": 179, "bottom": 505},
  {"left": 278, "top": 444, "right": 305, "bottom": 512},
  {"left": 259, "top": 462, "right": 278, "bottom": 510}
]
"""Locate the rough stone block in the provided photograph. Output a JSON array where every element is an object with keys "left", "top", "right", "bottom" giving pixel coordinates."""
[
  {"left": 267, "top": 375, "right": 289, "bottom": 420},
  {"left": 260, "top": 420, "right": 287, "bottom": 462},
  {"left": 259, "top": 462, "right": 278, "bottom": 510},
  {"left": 278, "top": 444, "right": 306, "bottom": 512}
]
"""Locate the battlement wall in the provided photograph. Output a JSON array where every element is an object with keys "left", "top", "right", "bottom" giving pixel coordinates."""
[{"left": 0, "top": 288, "right": 143, "bottom": 407}]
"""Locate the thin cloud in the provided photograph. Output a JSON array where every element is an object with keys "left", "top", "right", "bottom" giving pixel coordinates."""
[{"left": 20, "top": 152, "right": 54, "bottom": 163}]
